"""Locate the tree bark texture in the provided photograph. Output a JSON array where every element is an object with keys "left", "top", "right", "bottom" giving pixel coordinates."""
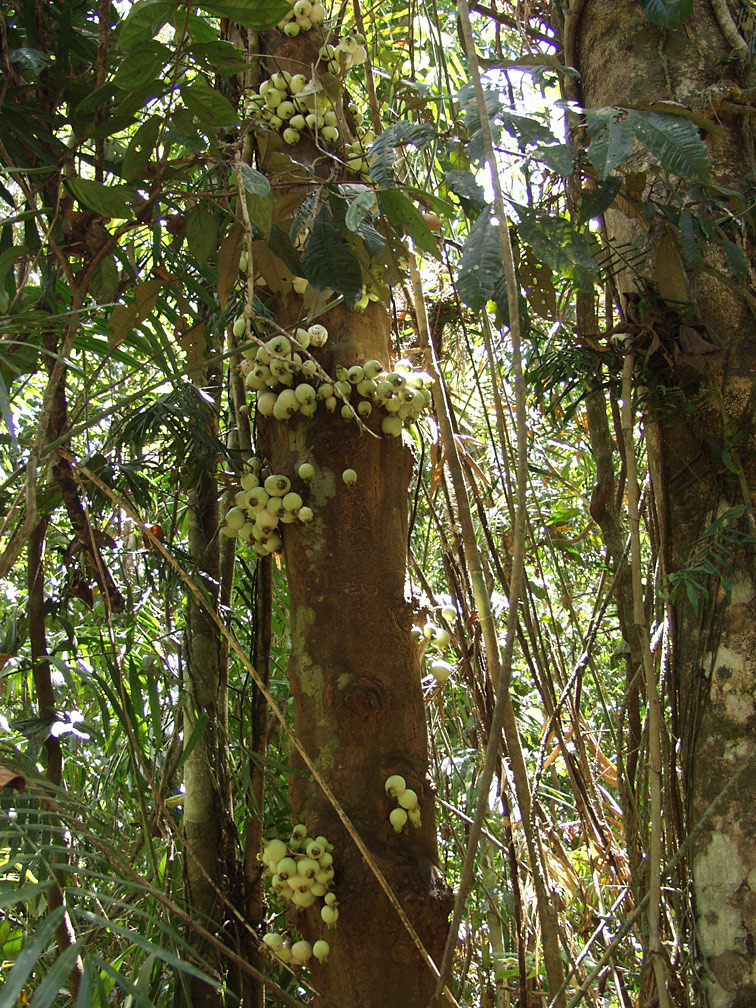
[
  {"left": 570, "top": 1, "right": 756, "bottom": 1003},
  {"left": 260, "top": 297, "right": 452, "bottom": 1008}
]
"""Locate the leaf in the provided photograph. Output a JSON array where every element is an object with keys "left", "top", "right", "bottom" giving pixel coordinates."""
[
  {"left": 516, "top": 209, "right": 598, "bottom": 292},
  {"left": 585, "top": 109, "right": 635, "bottom": 180},
  {"left": 246, "top": 186, "right": 273, "bottom": 235},
  {"left": 239, "top": 163, "right": 271, "bottom": 197},
  {"left": 532, "top": 143, "right": 576, "bottom": 177},
  {"left": 367, "top": 121, "right": 436, "bottom": 188},
  {"left": 65, "top": 178, "right": 132, "bottom": 219},
  {"left": 639, "top": 0, "right": 692, "bottom": 29},
  {"left": 445, "top": 170, "right": 487, "bottom": 215},
  {"left": 456, "top": 207, "right": 503, "bottom": 311},
  {"left": 301, "top": 204, "right": 363, "bottom": 308},
  {"left": 678, "top": 208, "right": 701, "bottom": 266},
  {"left": 118, "top": 0, "right": 178, "bottom": 50},
  {"left": 655, "top": 231, "right": 689, "bottom": 303},
  {"left": 720, "top": 240, "right": 748, "bottom": 282},
  {"left": 186, "top": 206, "right": 218, "bottom": 268},
  {"left": 268, "top": 225, "right": 302, "bottom": 277},
  {"left": 345, "top": 190, "right": 378, "bottom": 233},
  {"left": 578, "top": 176, "right": 623, "bottom": 224},
  {"left": 217, "top": 223, "right": 244, "bottom": 309},
  {"left": 628, "top": 110, "right": 709, "bottom": 181},
  {"left": 29, "top": 943, "right": 83, "bottom": 1008},
  {"left": 378, "top": 189, "right": 438, "bottom": 255},
  {"left": 188, "top": 41, "right": 250, "bottom": 72},
  {"left": 181, "top": 81, "right": 239, "bottom": 128},
  {"left": 0, "top": 906, "right": 65, "bottom": 1008},
  {"left": 121, "top": 115, "right": 160, "bottom": 182},
  {"left": 195, "top": 0, "right": 291, "bottom": 29},
  {"left": 112, "top": 41, "right": 169, "bottom": 90}
]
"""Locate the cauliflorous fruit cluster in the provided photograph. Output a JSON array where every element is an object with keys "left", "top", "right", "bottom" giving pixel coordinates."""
[
  {"left": 385, "top": 774, "right": 421, "bottom": 832},
  {"left": 276, "top": 0, "right": 326, "bottom": 35},
  {"left": 413, "top": 605, "right": 457, "bottom": 685},
  {"left": 260, "top": 825, "right": 339, "bottom": 966},
  {"left": 220, "top": 458, "right": 316, "bottom": 555}
]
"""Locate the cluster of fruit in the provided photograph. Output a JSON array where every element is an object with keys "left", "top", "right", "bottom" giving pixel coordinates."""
[
  {"left": 220, "top": 461, "right": 316, "bottom": 556},
  {"left": 413, "top": 607, "right": 457, "bottom": 685},
  {"left": 385, "top": 775, "right": 421, "bottom": 832}
]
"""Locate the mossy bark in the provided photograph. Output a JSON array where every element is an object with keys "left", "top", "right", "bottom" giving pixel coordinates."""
[{"left": 569, "top": 1, "right": 756, "bottom": 1002}]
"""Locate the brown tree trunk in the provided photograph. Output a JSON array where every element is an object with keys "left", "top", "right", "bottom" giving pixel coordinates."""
[
  {"left": 568, "top": 1, "right": 756, "bottom": 1002},
  {"left": 261, "top": 299, "right": 452, "bottom": 1007}
]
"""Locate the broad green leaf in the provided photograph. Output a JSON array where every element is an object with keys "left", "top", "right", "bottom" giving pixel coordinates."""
[
  {"left": 532, "top": 143, "right": 575, "bottom": 177},
  {"left": 585, "top": 109, "right": 635, "bottom": 179},
  {"left": 121, "top": 116, "right": 160, "bottom": 182},
  {"left": 118, "top": 0, "right": 178, "bottom": 49},
  {"left": 113, "top": 41, "right": 169, "bottom": 90},
  {"left": 345, "top": 190, "right": 379, "bottom": 233},
  {"left": 188, "top": 41, "right": 250, "bottom": 72},
  {"left": 195, "top": 0, "right": 291, "bottom": 29},
  {"left": 445, "top": 170, "right": 486, "bottom": 215},
  {"left": 181, "top": 81, "right": 239, "bottom": 128},
  {"left": 516, "top": 209, "right": 598, "bottom": 292},
  {"left": 247, "top": 190, "right": 273, "bottom": 236},
  {"left": 0, "top": 906, "right": 65, "bottom": 1008},
  {"left": 720, "top": 239, "right": 748, "bottom": 282},
  {"left": 678, "top": 208, "right": 702, "bottom": 266},
  {"left": 639, "top": 0, "right": 692, "bottom": 28},
  {"left": 367, "top": 121, "right": 436, "bottom": 188},
  {"left": 577, "top": 176, "right": 623, "bottom": 224},
  {"left": 65, "top": 178, "right": 132, "bottom": 219},
  {"left": 186, "top": 206, "right": 218, "bottom": 268},
  {"left": 456, "top": 207, "right": 503, "bottom": 311},
  {"left": 268, "top": 225, "right": 303, "bottom": 276},
  {"left": 239, "top": 163, "right": 271, "bottom": 197},
  {"left": 628, "top": 110, "right": 709, "bottom": 181},
  {"left": 378, "top": 190, "right": 438, "bottom": 255},
  {"left": 302, "top": 204, "right": 363, "bottom": 307},
  {"left": 357, "top": 220, "right": 386, "bottom": 257}
]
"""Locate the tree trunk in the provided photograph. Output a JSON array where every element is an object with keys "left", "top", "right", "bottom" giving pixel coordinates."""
[
  {"left": 259, "top": 298, "right": 452, "bottom": 1007},
  {"left": 569, "top": 1, "right": 756, "bottom": 1002}
]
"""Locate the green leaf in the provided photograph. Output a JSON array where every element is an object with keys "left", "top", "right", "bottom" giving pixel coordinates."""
[
  {"left": 195, "top": 0, "right": 291, "bottom": 29},
  {"left": 302, "top": 204, "right": 363, "bottom": 308},
  {"left": 247, "top": 191, "right": 273, "bottom": 236},
  {"left": 0, "top": 906, "right": 65, "bottom": 1008},
  {"left": 638, "top": 0, "right": 692, "bottom": 29},
  {"left": 456, "top": 207, "right": 503, "bottom": 311},
  {"left": 367, "top": 121, "right": 436, "bottom": 188},
  {"left": 378, "top": 189, "right": 438, "bottom": 255},
  {"left": 578, "top": 176, "right": 622, "bottom": 224},
  {"left": 181, "top": 81, "right": 239, "bottom": 128},
  {"left": 239, "top": 163, "right": 271, "bottom": 197},
  {"left": 585, "top": 109, "right": 635, "bottom": 180},
  {"left": 29, "top": 943, "right": 83, "bottom": 1008},
  {"left": 678, "top": 209, "right": 701, "bottom": 266},
  {"left": 720, "top": 239, "right": 748, "bottom": 282},
  {"left": 65, "top": 178, "right": 132, "bottom": 219},
  {"left": 186, "top": 206, "right": 218, "bottom": 268},
  {"left": 532, "top": 143, "right": 575, "bottom": 177},
  {"left": 118, "top": 0, "right": 178, "bottom": 50},
  {"left": 188, "top": 41, "right": 250, "bottom": 72},
  {"left": 345, "top": 190, "right": 379, "bottom": 233},
  {"left": 628, "top": 110, "right": 709, "bottom": 181},
  {"left": 516, "top": 209, "right": 598, "bottom": 292},
  {"left": 113, "top": 41, "right": 169, "bottom": 90},
  {"left": 0, "top": 880, "right": 53, "bottom": 909},
  {"left": 121, "top": 116, "right": 160, "bottom": 182},
  {"left": 445, "top": 170, "right": 486, "bottom": 215},
  {"left": 268, "top": 225, "right": 303, "bottom": 276}
]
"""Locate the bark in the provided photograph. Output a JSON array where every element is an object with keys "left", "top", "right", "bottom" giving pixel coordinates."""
[
  {"left": 182, "top": 351, "right": 232, "bottom": 1008},
  {"left": 569, "top": 1, "right": 756, "bottom": 1002},
  {"left": 261, "top": 299, "right": 452, "bottom": 1008}
]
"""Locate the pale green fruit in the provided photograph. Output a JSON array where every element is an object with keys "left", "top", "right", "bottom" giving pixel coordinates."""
[
  {"left": 264, "top": 87, "right": 284, "bottom": 109},
  {"left": 397, "top": 788, "right": 418, "bottom": 810},
  {"left": 246, "top": 487, "right": 269, "bottom": 511},
  {"left": 317, "top": 850, "right": 333, "bottom": 868},
  {"left": 324, "top": 891, "right": 337, "bottom": 905},
  {"left": 305, "top": 839, "right": 323, "bottom": 858},
  {"left": 241, "top": 472, "right": 259, "bottom": 491},
  {"left": 283, "top": 127, "right": 301, "bottom": 145},
  {"left": 257, "top": 391, "right": 277, "bottom": 417},
  {"left": 265, "top": 474, "right": 291, "bottom": 496},
  {"left": 441, "top": 605, "right": 457, "bottom": 622},
  {"left": 294, "top": 383, "right": 316, "bottom": 405},
  {"left": 278, "top": 100, "right": 295, "bottom": 119},
  {"left": 317, "top": 383, "right": 333, "bottom": 400},
  {"left": 292, "top": 888, "right": 317, "bottom": 907},
  {"left": 225, "top": 507, "right": 247, "bottom": 530},
  {"left": 321, "top": 904, "right": 339, "bottom": 926},
  {"left": 408, "top": 807, "right": 422, "bottom": 828},
  {"left": 356, "top": 377, "right": 377, "bottom": 397},
  {"left": 321, "top": 125, "right": 339, "bottom": 143},
  {"left": 283, "top": 20, "right": 300, "bottom": 35},
  {"left": 430, "top": 660, "right": 453, "bottom": 684},
  {"left": 290, "top": 113, "right": 307, "bottom": 131},
  {"left": 289, "top": 73, "right": 307, "bottom": 94},
  {"left": 335, "top": 380, "right": 351, "bottom": 397},
  {"left": 273, "top": 389, "right": 299, "bottom": 421},
  {"left": 263, "top": 838, "right": 288, "bottom": 864},
  {"left": 340, "top": 404, "right": 353, "bottom": 421},
  {"left": 266, "top": 497, "right": 284, "bottom": 517},
  {"left": 357, "top": 401, "right": 372, "bottom": 418},
  {"left": 346, "top": 364, "right": 364, "bottom": 384},
  {"left": 291, "top": 939, "right": 313, "bottom": 963},
  {"left": 384, "top": 396, "right": 402, "bottom": 413},
  {"left": 298, "top": 506, "right": 314, "bottom": 523},
  {"left": 267, "top": 334, "right": 292, "bottom": 356},
  {"left": 341, "top": 468, "right": 357, "bottom": 487},
  {"left": 433, "top": 627, "right": 451, "bottom": 648},
  {"left": 282, "top": 491, "right": 303, "bottom": 513},
  {"left": 256, "top": 508, "right": 278, "bottom": 530},
  {"left": 323, "top": 110, "right": 338, "bottom": 127},
  {"left": 298, "top": 462, "right": 315, "bottom": 481},
  {"left": 374, "top": 380, "right": 393, "bottom": 400},
  {"left": 312, "top": 939, "right": 330, "bottom": 963},
  {"left": 293, "top": 0, "right": 311, "bottom": 16},
  {"left": 308, "top": 323, "right": 328, "bottom": 346},
  {"left": 310, "top": 1, "right": 325, "bottom": 21},
  {"left": 233, "top": 315, "right": 246, "bottom": 338},
  {"left": 276, "top": 856, "right": 297, "bottom": 879},
  {"left": 325, "top": 396, "right": 337, "bottom": 412},
  {"left": 296, "top": 14, "right": 312, "bottom": 28},
  {"left": 297, "top": 856, "right": 319, "bottom": 878},
  {"left": 263, "top": 932, "right": 284, "bottom": 951},
  {"left": 386, "top": 371, "right": 405, "bottom": 387},
  {"left": 389, "top": 807, "right": 408, "bottom": 832},
  {"left": 385, "top": 774, "right": 406, "bottom": 797},
  {"left": 234, "top": 490, "right": 248, "bottom": 508}
]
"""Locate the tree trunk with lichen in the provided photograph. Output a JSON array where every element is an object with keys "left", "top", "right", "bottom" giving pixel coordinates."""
[{"left": 567, "top": 1, "right": 756, "bottom": 1002}]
